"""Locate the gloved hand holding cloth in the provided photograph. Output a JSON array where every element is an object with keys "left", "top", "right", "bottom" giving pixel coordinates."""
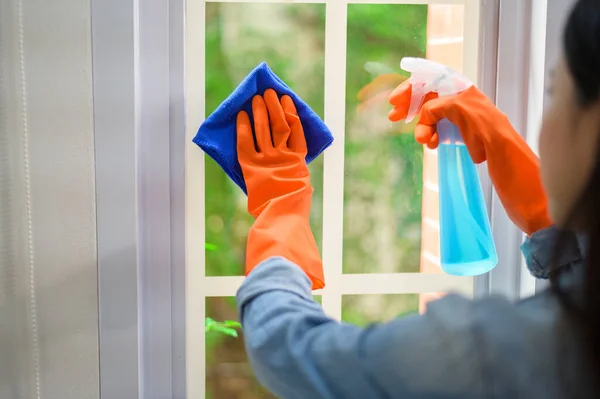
[
  {"left": 388, "top": 80, "right": 552, "bottom": 236},
  {"left": 237, "top": 89, "right": 325, "bottom": 289}
]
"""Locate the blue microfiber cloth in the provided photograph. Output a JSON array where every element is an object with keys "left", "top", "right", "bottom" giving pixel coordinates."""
[{"left": 193, "top": 62, "right": 334, "bottom": 194}]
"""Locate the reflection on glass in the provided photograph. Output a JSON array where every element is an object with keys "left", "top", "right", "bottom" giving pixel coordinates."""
[
  {"left": 342, "top": 294, "right": 420, "bottom": 326},
  {"left": 343, "top": 5, "right": 428, "bottom": 274},
  {"left": 205, "top": 3, "right": 326, "bottom": 277}
]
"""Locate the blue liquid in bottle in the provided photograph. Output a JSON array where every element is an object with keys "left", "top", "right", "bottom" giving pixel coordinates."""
[{"left": 437, "top": 119, "right": 498, "bottom": 276}]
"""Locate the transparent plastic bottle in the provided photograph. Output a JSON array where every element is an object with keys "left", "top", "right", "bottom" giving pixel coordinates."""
[{"left": 401, "top": 57, "right": 497, "bottom": 276}]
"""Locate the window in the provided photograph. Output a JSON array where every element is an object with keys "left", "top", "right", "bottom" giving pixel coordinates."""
[
  {"left": 86, "top": 0, "right": 564, "bottom": 395},
  {"left": 186, "top": 1, "right": 481, "bottom": 398}
]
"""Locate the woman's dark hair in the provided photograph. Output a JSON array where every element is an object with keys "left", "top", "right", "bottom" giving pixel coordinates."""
[{"left": 551, "top": 0, "right": 600, "bottom": 386}]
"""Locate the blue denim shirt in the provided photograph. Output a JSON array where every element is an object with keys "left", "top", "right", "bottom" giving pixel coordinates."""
[{"left": 237, "top": 227, "right": 590, "bottom": 398}]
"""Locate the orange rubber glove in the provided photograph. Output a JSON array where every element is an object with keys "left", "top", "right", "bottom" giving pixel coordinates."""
[
  {"left": 389, "top": 81, "right": 552, "bottom": 236},
  {"left": 237, "top": 89, "right": 325, "bottom": 289}
]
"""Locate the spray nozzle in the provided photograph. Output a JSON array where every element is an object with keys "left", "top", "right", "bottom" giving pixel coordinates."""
[{"left": 400, "top": 57, "right": 473, "bottom": 123}]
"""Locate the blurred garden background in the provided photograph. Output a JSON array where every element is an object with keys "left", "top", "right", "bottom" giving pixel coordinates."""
[{"left": 203, "top": 4, "right": 428, "bottom": 398}]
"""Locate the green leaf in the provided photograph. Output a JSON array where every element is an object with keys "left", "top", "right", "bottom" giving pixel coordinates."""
[
  {"left": 214, "top": 325, "right": 239, "bottom": 338},
  {"left": 205, "top": 317, "right": 241, "bottom": 338},
  {"left": 205, "top": 242, "right": 218, "bottom": 251},
  {"left": 223, "top": 320, "right": 242, "bottom": 328}
]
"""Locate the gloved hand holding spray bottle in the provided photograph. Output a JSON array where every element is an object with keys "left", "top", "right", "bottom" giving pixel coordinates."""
[{"left": 401, "top": 57, "right": 498, "bottom": 276}]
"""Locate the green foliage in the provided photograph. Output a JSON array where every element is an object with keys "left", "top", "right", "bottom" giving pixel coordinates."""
[
  {"left": 341, "top": 5, "right": 427, "bottom": 275},
  {"left": 205, "top": 242, "right": 218, "bottom": 251},
  {"left": 205, "top": 317, "right": 242, "bottom": 338}
]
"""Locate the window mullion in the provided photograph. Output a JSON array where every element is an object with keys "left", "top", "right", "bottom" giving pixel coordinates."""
[
  {"left": 321, "top": 0, "right": 348, "bottom": 321},
  {"left": 184, "top": 0, "right": 207, "bottom": 397}
]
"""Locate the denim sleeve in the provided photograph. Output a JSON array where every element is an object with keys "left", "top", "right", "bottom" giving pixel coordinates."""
[
  {"left": 521, "top": 226, "right": 585, "bottom": 279},
  {"left": 237, "top": 257, "right": 487, "bottom": 399}
]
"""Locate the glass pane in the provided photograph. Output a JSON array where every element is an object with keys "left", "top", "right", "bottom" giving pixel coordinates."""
[
  {"left": 205, "top": 3, "right": 326, "bottom": 276},
  {"left": 206, "top": 297, "right": 275, "bottom": 398},
  {"left": 342, "top": 294, "right": 420, "bottom": 326},
  {"left": 206, "top": 295, "right": 323, "bottom": 398},
  {"left": 343, "top": 4, "right": 465, "bottom": 274}
]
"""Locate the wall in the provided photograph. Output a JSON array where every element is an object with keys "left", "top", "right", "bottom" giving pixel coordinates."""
[
  {"left": 0, "top": 0, "right": 99, "bottom": 398},
  {"left": 419, "top": 4, "right": 465, "bottom": 311}
]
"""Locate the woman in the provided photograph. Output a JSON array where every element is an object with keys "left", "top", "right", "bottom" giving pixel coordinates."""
[{"left": 235, "top": 0, "right": 600, "bottom": 397}]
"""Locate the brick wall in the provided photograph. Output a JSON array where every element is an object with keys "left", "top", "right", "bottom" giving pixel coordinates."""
[{"left": 419, "top": 4, "right": 465, "bottom": 312}]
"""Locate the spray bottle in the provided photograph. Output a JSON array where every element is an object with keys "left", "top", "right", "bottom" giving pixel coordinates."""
[{"left": 401, "top": 57, "right": 497, "bottom": 276}]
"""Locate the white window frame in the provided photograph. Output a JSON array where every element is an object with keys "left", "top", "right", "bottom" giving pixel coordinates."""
[
  {"left": 521, "top": 0, "right": 576, "bottom": 295},
  {"left": 92, "top": 0, "right": 186, "bottom": 397},
  {"left": 484, "top": 0, "right": 535, "bottom": 299},
  {"left": 185, "top": 1, "right": 478, "bottom": 398},
  {"left": 491, "top": 0, "right": 575, "bottom": 298},
  {"left": 90, "top": 0, "right": 573, "bottom": 398}
]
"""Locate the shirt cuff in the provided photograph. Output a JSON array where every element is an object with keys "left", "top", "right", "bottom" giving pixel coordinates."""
[{"left": 521, "top": 226, "right": 583, "bottom": 279}]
